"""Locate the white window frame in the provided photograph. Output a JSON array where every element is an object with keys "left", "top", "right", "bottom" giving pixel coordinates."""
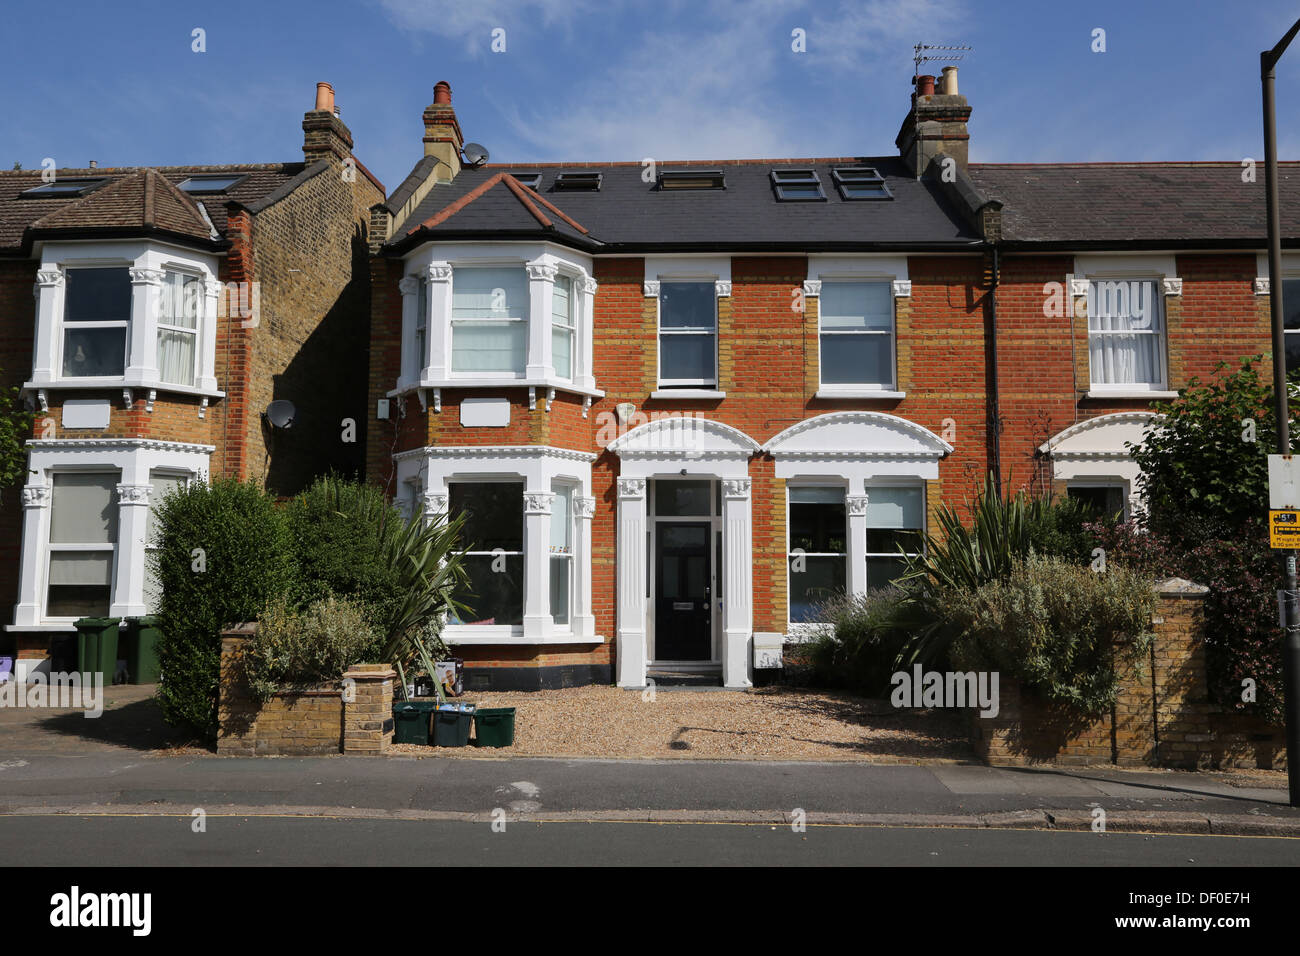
[
  {"left": 9, "top": 438, "right": 213, "bottom": 630},
  {"left": 863, "top": 482, "right": 926, "bottom": 591},
  {"left": 395, "top": 242, "right": 602, "bottom": 401},
  {"left": 785, "top": 482, "right": 849, "bottom": 629},
  {"left": 657, "top": 280, "right": 719, "bottom": 388},
  {"left": 1085, "top": 277, "right": 1168, "bottom": 392},
  {"left": 817, "top": 279, "right": 898, "bottom": 391},
  {"left": 156, "top": 269, "right": 204, "bottom": 387},
  {"left": 551, "top": 274, "right": 576, "bottom": 382},
  {"left": 28, "top": 240, "right": 222, "bottom": 398},
  {"left": 549, "top": 480, "right": 576, "bottom": 629},
  {"left": 447, "top": 477, "right": 526, "bottom": 628},
  {"left": 393, "top": 444, "right": 599, "bottom": 645},
  {"left": 144, "top": 469, "right": 193, "bottom": 613},
  {"left": 1073, "top": 254, "right": 1180, "bottom": 399},
  {"left": 44, "top": 470, "right": 121, "bottom": 622},
  {"left": 806, "top": 255, "right": 910, "bottom": 400},
  {"left": 450, "top": 263, "right": 530, "bottom": 379},
  {"left": 1065, "top": 479, "right": 1130, "bottom": 522},
  {"left": 59, "top": 265, "right": 131, "bottom": 380}
]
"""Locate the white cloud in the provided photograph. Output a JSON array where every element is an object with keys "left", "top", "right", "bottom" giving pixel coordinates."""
[{"left": 374, "top": 0, "right": 601, "bottom": 55}]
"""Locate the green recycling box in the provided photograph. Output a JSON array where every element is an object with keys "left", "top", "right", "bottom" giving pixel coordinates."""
[
  {"left": 393, "top": 699, "right": 440, "bottom": 745},
  {"left": 73, "top": 617, "right": 120, "bottom": 683},
  {"left": 432, "top": 703, "right": 475, "bottom": 747},
  {"left": 120, "top": 616, "right": 163, "bottom": 684},
  {"left": 472, "top": 707, "right": 516, "bottom": 748}
]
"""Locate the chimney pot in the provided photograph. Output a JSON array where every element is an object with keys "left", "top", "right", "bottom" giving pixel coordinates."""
[
  {"left": 88, "top": 160, "right": 97, "bottom": 169},
  {"left": 941, "top": 65, "right": 959, "bottom": 96},
  {"left": 915, "top": 74, "right": 936, "bottom": 96},
  {"left": 433, "top": 81, "right": 452, "bottom": 105},
  {"left": 315, "top": 82, "right": 335, "bottom": 112}
]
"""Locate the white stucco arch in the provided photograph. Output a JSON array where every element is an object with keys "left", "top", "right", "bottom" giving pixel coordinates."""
[{"left": 1039, "top": 411, "right": 1164, "bottom": 517}]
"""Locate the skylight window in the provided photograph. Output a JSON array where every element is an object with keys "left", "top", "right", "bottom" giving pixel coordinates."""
[
  {"left": 771, "top": 169, "right": 824, "bottom": 201},
  {"left": 177, "top": 175, "right": 246, "bottom": 194},
  {"left": 19, "top": 179, "right": 107, "bottom": 198},
  {"left": 553, "top": 172, "right": 602, "bottom": 191},
  {"left": 833, "top": 167, "right": 891, "bottom": 200},
  {"left": 658, "top": 169, "right": 725, "bottom": 190},
  {"left": 512, "top": 173, "right": 542, "bottom": 191}
]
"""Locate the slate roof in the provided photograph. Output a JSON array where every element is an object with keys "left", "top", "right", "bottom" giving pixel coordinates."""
[
  {"left": 969, "top": 162, "right": 1300, "bottom": 247},
  {"left": 387, "top": 157, "right": 984, "bottom": 254},
  {"left": 0, "top": 163, "right": 310, "bottom": 254}
]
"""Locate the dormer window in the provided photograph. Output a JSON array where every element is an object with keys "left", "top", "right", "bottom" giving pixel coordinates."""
[
  {"left": 512, "top": 173, "right": 542, "bottom": 191},
  {"left": 832, "top": 167, "right": 891, "bottom": 200},
  {"left": 771, "top": 169, "right": 824, "bottom": 201}
]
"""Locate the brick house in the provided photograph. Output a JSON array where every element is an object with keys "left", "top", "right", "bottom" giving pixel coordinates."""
[
  {"left": 1, "top": 83, "right": 383, "bottom": 680},
  {"left": 365, "top": 72, "right": 1297, "bottom": 692}
]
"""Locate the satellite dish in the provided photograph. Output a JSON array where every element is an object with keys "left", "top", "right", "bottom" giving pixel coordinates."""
[
  {"left": 462, "top": 143, "right": 490, "bottom": 167},
  {"left": 264, "top": 399, "right": 296, "bottom": 429}
]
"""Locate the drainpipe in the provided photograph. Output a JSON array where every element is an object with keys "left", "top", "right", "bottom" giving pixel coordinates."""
[{"left": 987, "top": 244, "right": 1002, "bottom": 496}]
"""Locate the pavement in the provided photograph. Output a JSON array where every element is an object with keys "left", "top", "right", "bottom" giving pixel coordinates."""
[{"left": 1, "top": 684, "right": 1297, "bottom": 837}]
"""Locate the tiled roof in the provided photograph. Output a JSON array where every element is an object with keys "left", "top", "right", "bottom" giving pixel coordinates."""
[
  {"left": 388, "top": 157, "right": 983, "bottom": 253},
  {"left": 0, "top": 163, "right": 308, "bottom": 253},
  {"left": 969, "top": 162, "right": 1300, "bottom": 245},
  {"left": 30, "top": 169, "right": 213, "bottom": 243}
]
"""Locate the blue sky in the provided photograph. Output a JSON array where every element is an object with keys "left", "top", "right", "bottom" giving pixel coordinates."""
[{"left": 3, "top": 0, "right": 1300, "bottom": 192}]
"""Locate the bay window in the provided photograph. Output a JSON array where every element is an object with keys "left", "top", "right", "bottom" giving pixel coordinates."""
[
  {"left": 788, "top": 486, "right": 847, "bottom": 624},
  {"left": 819, "top": 281, "right": 895, "bottom": 389},
  {"left": 550, "top": 484, "right": 573, "bottom": 627},
  {"left": 415, "top": 276, "right": 428, "bottom": 377},
  {"left": 552, "top": 275, "right": 575, "bottom": 380},
  {"left": 144, "top": 471, "right": 188, "bottom": 611},
  {"left": 157, "top": 271, "right": 201, "bottom": 386},
  {"left": 865, "top": 486, "right": 924, "bottom": 590},
  {"left": 658, "top": 281, "right": 718, "bottom": 387},
  {"left": 451, "top": 267, "right": 529, "bottom": 375},
  {"left": 62, "top": 268, "right": 130, "bottom": 378},
  {"left": 47, "top": 472, "right": 119, "bottom": 618},
  {"left": 1087, "top": 278, "right": 1166, "bottom": 389},
  {"left": 449, "top": 481, "right": 524, "bottom": 625}
]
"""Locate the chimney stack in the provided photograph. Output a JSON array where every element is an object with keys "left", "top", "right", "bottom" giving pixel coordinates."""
[
  {"left": 303, "top": 81, "right": 353, "bottom": 165},
  {"left": 896, "top": 65, "right": 972, "bottom": 177},
  {"left": 422, "top": 81, "right": 464, "bottom": 181}
]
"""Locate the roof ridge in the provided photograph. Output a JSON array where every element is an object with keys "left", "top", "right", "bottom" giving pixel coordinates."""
[
  {"left": 408, "top": 172, "right": 507, "bottom": 234},
  {"left": 505, "top": 175, "right": 589, "bottom": 235},
  {"left": 501, "top": 174, "right": 554, "bottom": 229}
]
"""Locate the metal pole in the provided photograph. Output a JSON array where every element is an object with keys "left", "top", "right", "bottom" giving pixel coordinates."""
[{"left": 1262, "top": 18, "right": 1300, "bottom": 806}]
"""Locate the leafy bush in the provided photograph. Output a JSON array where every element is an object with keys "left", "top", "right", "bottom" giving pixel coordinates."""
[
  {"left": 894, "top": 475, "right": 1114, "bottom": 666},
  {"left": 242, "top": 596, "right": 376, "bottom": 702},
  {"left": 0, "top": 371, "right": 33, "bottom": 500},
  {"left": 152, "top": 479, "right": 296, "bottom": 738},
  {"left": 946, "top": 555, "right": 1156, "bottom": 715},
  {"left": 803, "top": 588, "right": 911, "bottom": 695}
]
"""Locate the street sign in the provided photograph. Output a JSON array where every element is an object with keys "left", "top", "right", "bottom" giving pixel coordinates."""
[
  {"left": 1270, "top": 509, "right": 1300, "bottom": 548},
  {"left": 1269, "top": 454, "right": 1300, "bottom": 508}
]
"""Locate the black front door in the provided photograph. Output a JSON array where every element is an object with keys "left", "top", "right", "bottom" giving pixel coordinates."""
[{"left": 654, "top": 522, "right": 712, "bottom": 661}]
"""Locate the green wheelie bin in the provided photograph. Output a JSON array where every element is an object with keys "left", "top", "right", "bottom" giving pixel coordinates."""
[
  {"left": 73, "top": 617, "right": 120, "bottom": 684},
  {"left": 120, "top": 616, "right": 163, "bottom": 684}
]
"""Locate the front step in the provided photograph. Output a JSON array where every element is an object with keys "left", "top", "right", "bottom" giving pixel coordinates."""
[{"left": 646, "top": 670, "right": 723, "bottom": 688}]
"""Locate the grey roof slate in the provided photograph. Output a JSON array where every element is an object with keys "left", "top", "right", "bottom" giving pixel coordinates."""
[
  {"left": 389, "top": 157, "right": 984, "bottom": 253},
  {"left": 969, "top": 162, "right": 1300, "bottom": 246}
]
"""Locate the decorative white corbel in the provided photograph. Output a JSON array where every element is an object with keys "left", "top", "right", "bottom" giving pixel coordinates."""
[
  {"left": 544, "top": 387, "right": 555, "bottom": 412},
  {"left": 145, "top": 389, "right": 156, "bottom": 414},
  {"left": 715, "top": 280, "right": 732, "bottom": 297},
  {"left": 1255, "top": 277, "right": 1271, "bottom": 295},
  {"left": 1161, "top": 277, "right": 1183, "bottom": 297},
  {"left": 416, "top": 388, "right": 428, "bottom": 413},
  {"left": 891, "top": 279, "right": 912, "bottom": 298},
  {"left": 802, "top": 280, "right": 822, "bottom": 297},
  {"left": 36, "top": 389, "right": 48, "bottom": 413},
  {"left": 529, "top": 386, "right": 537, "bottom": 411},
  {"left": 643, "top": 280, "right": 660, "bottom": 298},
  {"left": 121, "top": 389, "right": 132, "bottom": 411},
  {"left": 1068, "top": 276, "right": 1090, "bottom": 298},
  {"left": 198, "top": 397, "right": 208, "bottom": 420},
  {"left": 582, "top": 395, "right": 592, "bottom": 419},
  {"left": 432, "top": 387, "right": 441, "bottom": 413}
]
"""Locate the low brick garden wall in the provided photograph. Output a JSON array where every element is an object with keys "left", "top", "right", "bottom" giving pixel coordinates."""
[
  {"left": 217, "top": 625, "right": 397, "bottom": 756},
  {"left": 970, "top": 579, "right": 1287, "bottom": 769}
]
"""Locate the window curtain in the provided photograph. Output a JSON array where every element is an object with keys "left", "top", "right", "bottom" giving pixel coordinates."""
[
  {"left": 552, "top": 276, "right": 573, "bottom": 379},
  {"left": 1088, "top": 280, "right": 1161, "bottom": 386},
  {"left": 451, "top": 267, "right": 528, "bottom": 373},
  {"left": 158, "top": 272, "right": 199, "bottom": 386}
]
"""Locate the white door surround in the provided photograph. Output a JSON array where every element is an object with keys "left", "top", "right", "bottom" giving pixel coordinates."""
[
  {"left": 1039, "top": 412, "right": 1164, "bottom": 519},
  {"left": 608, "top": 418, "right": 759, "bottom": 689}
]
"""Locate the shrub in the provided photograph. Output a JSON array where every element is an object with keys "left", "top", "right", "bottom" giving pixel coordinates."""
[
  {"left": 242, "top": 596, "right": 377, "bottom": 702},
  {"left": 152, "top": 479, "right": 296, "bottom": 738},
  {"left": 803, "top": 588, "right": 910, "bottom": 695},
  {"left": 946, "top": 555, "right": 1157, "bottom": 715}
]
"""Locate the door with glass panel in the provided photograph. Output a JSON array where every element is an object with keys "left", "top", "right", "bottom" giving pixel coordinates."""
[{"left": 651, "top": 479, "right": 716, "bottom": 662}]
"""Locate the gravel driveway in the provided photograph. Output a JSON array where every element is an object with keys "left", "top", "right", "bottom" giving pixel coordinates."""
[{"left": 391, "top": 684, "right": 973, "bottom": 762}]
